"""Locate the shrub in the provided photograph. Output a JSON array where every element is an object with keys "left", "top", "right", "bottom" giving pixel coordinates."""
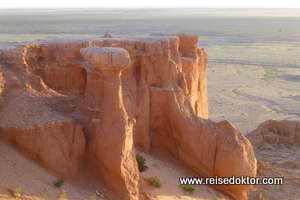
[
  {"left": 148, "top": 176, "right": 162, "bottom": 188},
  {"left": 280, "top": 171, "right": 286, "bottom": 178},
  {"left": 60, "top": 190, "right": 67, "bottom": 198},
  {"left": 90, "top": 195, "right": 96, "bottom": 200},
  {"left": 153, "top": 163, "right": 159, "bottom": 168},
  {"left": 13, "top": 187, "right": 22, "bottom": 198},
  {"left": 136, "top": 154, "right": 148, "bottom": 172},
  {"left": 179, "top": 184, "right": 196, "bottom": 194},
  {"left": 55, "top": 179, "right": 65, "bottom": 188},
  {"left": 263, "top": 67, "right": 276, "bottom": 82}
]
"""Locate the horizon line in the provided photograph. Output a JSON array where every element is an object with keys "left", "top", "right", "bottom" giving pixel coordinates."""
[{"left": 1, "top": 6, "right": 300, "bottom": 9}]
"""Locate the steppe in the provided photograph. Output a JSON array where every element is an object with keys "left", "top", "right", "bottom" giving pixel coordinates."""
[
  {"left": 0, "top": 8, "right": 300, "bottom": 200},
  {"left": 1, "top": 8, "right": 299, "bottom": 133}
]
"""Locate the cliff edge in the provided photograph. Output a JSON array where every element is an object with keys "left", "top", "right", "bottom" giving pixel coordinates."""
[{"left": 0, "top": 34, "right": 256, "bottom": 200}]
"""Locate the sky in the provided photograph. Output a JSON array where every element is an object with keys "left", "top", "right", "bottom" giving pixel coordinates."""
[{"left": 1, "top": 0, "right": 300, "bottom": 8}]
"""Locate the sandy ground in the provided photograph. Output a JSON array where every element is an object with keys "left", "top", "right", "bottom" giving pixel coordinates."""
[
  {"left": 0, "top": 140, "right": 107, "bottom": 200},
  {"left": 0, "top": 139, "right": 229, "bottom": 200},
  {"left": 207, "top": 41, "right": 300, "bottom": 134},
  {"left": 2, "top": 131, "right": 300, "bottom": 200},
  {"left": 249, "top": 145, "right": 300, "bottom": 200},
  {"left": 138, "top": 152, "right": 229, "bottom": 200},
  {"left": 206, "top": 41, "right": 300, "bottom": 200}
]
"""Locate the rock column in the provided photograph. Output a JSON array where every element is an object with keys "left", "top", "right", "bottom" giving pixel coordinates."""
[{"left": 80, "top": 47, "right": 139, "bottom": 200}]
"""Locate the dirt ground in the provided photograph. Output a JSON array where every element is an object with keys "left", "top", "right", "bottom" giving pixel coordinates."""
[
  {"left": 0, "top": 139, "right": 106, "bottom": 200},
  {"left": 207, "top": 44, "right": 300, "bottom": 134},
  {"left": 207, "top": 42, "right": 300, "bottom": 200},
  {"left": 2, "top": 138, "right": 300, "bottom": 200},
  {"left": 0, "top": 139, "right": 229, "bottom": 200},
  {"left": 249, "top": 145, "right": 300, "bottom": 200}
]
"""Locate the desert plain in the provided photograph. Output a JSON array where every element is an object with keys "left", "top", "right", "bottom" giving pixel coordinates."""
[
  {"left": 0, "top": 8, "right": 300, "bottom": 200},
  {"left": 1, "top": 8, "right": 299, "bottom": 133}
]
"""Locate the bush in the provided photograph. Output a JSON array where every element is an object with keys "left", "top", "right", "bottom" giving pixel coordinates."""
[
  {"left": 136, "top": 154, "right": 148, "bottom": 172},
  {"left": 13, "top": 187, "right": 22, "bottom": 198},
  {"left": 60, "top": 190, "right": 67, "bottom": 198},
  {"left": 280, "top": 171, "right": 286, "bottom": 178},
  {"left": 55, "top": 178, "right": 65, "bottom": 188},
  {"left": 179, "top": 184, "right": 196, "bottom": 194},
  {"left": 90, "top": 195, "right": 96, "bottom": 200},
  {"left": 148, "top": 176, "right": 162, "bottom": 188}
]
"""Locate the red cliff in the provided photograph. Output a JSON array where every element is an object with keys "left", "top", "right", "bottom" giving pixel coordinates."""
[{"left": 0, "top": 34, "right": 256, "bottom": 200}]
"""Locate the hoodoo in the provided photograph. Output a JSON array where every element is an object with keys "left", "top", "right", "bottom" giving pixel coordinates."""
[
  {"left": 80, "top": 47, "right": 139, "bottom": 199},
  {"left": 0, "top": 34, "right": 256, "bottom": 200}
]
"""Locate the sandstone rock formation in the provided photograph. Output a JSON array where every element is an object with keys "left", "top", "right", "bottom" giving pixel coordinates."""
[
  {"left": 0, "top": 119, "right": 85, "bottom": 178},
  {"left": 0, "top": 34, "right": 256, "bottom": 200},
  {"left": 80, "top": 47, "right": 139, "bottom": 199},
  {"left": 247, "top": 119, "right": 300, "bottom": 147}
]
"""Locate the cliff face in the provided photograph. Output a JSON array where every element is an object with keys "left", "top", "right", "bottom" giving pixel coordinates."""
[{"left": 0, "top": 35, "right": 256, "bottom": 200}]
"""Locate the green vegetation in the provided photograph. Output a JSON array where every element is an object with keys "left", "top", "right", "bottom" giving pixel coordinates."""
[
  {"left": 270, "top": 162, "right": 276, "bottom": 167},
  {"left": 279, "top": 171, "right": 286, "bottom": 178},
  {"left": 153, "top": 163, "right": 159, "bottom": 168},
  {"left": 211, "top": 197, "right": 218, "bottom": 200},
  {"left": 286, "top": 144, "right": 292, "bottom": 149},
  {"left": 148, "top": 176, "right": 162, "bottom": 188},
  {"left": 13, "top": 187, "right": 22, "bottom": 198},
  {"left": 136, "top": 154, "right": 148, "bottom": 172},
  {"left": 263, "top": 67, "right": 277, "bottom": 82},
  {"left": 232, "top": 88, "right": 244, "bottom": 96},
  {"left": 60, "top": 190, "right": 67, "bottom": 198},
  {"left": 240, "top": 65, "right": 249, "bottom": 70},
  {"left": 90, "top": 195, "right": 96, "bottom": 200},
  {"left": 179, "top": 184, "right": 196, "bottom": 194},
  {"left": 55, "top": 178, "right": 65, "bottom": 188}
]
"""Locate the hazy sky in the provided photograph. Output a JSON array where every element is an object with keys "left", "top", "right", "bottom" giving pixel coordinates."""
[{"left": 1, "top": 0, "right": 300, "bottom": 8}]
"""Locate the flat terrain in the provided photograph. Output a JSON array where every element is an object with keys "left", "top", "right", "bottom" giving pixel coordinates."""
[{"left": 207, "top": 41, "right": 300, "bottom": 133}]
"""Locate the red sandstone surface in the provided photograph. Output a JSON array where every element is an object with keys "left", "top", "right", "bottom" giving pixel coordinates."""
[{"left": 0, "top": 34, "right": 256, "bottom": 200}]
